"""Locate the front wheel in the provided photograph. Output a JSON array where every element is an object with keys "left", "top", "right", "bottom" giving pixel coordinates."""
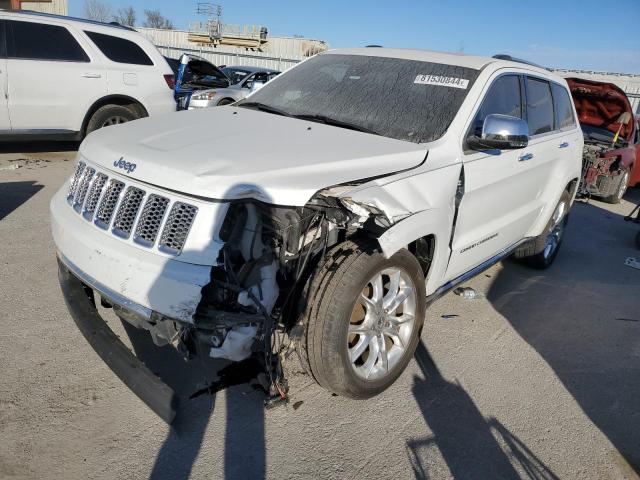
[
  {"left": 602, "top": 169, "right": 630, "bottom": 204},
  {"left": 301, "top": 240, "right": 426, "bottom": 398}
]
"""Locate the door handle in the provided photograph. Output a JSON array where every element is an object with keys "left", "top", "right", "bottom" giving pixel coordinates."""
[
  {"left": 518, "top": 153, "right": 534, "bottom": 162},
  {"left": 81, "top": 73, "right": 102, "bottom": 79},
  {"left": 558, "top": 142, "right": 569, "bottom": 148}
]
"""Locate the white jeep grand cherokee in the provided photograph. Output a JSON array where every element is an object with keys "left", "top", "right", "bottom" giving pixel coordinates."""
[{"left": 51, "top": 48, "right": 582, "bottom": 421}]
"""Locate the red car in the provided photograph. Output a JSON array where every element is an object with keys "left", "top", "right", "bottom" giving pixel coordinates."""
[
  {"left": 631, "top": 115, "right": 640, "bottom": 187},
  {"left": 568, "top": 78, "right": 637, "bottom": 203}
]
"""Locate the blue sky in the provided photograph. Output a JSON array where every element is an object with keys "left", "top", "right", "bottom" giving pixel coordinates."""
[{"left": 70, "top": 0, "right": 640, "bottom": 73}]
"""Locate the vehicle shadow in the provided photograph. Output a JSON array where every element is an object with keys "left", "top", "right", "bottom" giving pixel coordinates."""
[
  {"left": 486, "top": 195, "right": 640, "bottom": 475},
  {"left": 117, "top": 182, "right": 292, "bottom": 479},
  {"left": 0, "top": 180, "right": 44, "bottom": 221},
  {"left": 0, "top": 141, "right": 80, "bottom": 154},
  {"left": 410, "top": 341, "right": 559, "bottom": 479},
  {"left": 122, "top": 322, "right": 267, "bottom": 480}
]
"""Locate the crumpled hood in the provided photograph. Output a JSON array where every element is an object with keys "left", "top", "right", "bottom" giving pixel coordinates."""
[
  {"left": 567, "top": 77, "right": 635, "bottom": 141},
  {"left": 79, "top": 107, "right": 429, "bottom": 205}
]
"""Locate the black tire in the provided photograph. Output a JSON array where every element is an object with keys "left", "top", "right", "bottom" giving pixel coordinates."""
[
  {"left": 514, "top": 190, "right": 571, "bottom": 269},
  {"left": 85, "top": 104, "right": 139, "bottom": 136},
  {"left": 602, "top": 169, "right": 630, "bottom": 204},
  {"left": 300, "top": 240, "right": 426, "bottom": 398},
  {"left": 217, "top": 98, "right": 235, "bottom": 106}
]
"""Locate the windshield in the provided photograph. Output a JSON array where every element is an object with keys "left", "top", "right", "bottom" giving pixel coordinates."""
[
  {"left": 242, "top": 53, "right": 479, "bottom": 143},
  {"left": 222, "top": 67, "right": 252, "bottom": 84}
]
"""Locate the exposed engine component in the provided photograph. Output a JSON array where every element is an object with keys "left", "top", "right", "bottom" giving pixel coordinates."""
[
  {"left": 579, "top": 143, "right": 623, "bottom": 197},
  {"left": 173, "top": 189, "right": 392, "bottom": 401}
]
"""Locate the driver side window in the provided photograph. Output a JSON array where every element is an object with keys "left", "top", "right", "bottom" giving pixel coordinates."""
[
  {"left": 243, "top": 74, "right": 256, "bottom": 89},
  {"left": 472, "top": 75, "right": 522, "bottom": 136}
]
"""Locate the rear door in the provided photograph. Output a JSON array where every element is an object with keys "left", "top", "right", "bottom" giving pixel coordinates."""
[
  {"left": 81, "top": 30, "right": 164, "bottom": 110},
  {"left": 0, "top": 20, "right": 11, "bottom": 131},
  {"left": 5, "top": 19, "right": 106, "bottom": 132},
  {"left": 445, "top": 73, "right": 544, "bottom": 281}
]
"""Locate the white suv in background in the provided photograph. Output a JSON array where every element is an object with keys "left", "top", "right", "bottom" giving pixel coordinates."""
[
  {"left": 51, "top": 48, "right": 582, "bottom": 422},
  {"left": 0, "top": 11, "right": 175, "bottom": 141}
]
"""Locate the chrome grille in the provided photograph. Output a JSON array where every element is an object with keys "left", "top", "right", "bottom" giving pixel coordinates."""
[
  {"left": 159, "top": 203, "right": 198, "bottom": 254},
  {"left": 112, "top": 187, "right": 146, "bottom": 239},
  {"left": 66, "top": 163, "right": 199, "bottom": 256},
  {"left": 72, "top": 167, "right": 95, "bottom": 212},
  {"left": 134, "top": 194, "right": 170, "bottom": 247},
  {"left": 95, "top": 179, "right": 125, "bottom": 229},
  {"left": 67, "top": 161, "right": 86, "bottom": 202},
  {"left": 83, "top": 172, "right": 108, "bottom": 220}
]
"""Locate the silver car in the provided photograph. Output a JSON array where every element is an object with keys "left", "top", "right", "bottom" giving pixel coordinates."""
[{"left": 188, "top": 66, "right": 280, "bottom": 109}]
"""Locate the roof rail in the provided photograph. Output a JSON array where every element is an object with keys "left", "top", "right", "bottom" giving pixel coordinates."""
[
  {"left": 492, "top": 54, "right": 549, "bottom": 71},
  {"left": 13, "top": 10, "right": 136, "bottom": 31}
]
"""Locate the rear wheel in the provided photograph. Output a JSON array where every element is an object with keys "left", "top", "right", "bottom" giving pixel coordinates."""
[
  {"left": 514, "top": 190, "right": 571, "bottom": 269},
  {"left": 85, "top": 104, "right": 139, "bottom": 136},
  {"left": 602, "top": 169, "right": 629, "bottom": 204},
  {"left": 217, "top": 98, "right": 235, "bottom": 106},
  {"left": 301, "top": 240, "right": 426, "bottom": 398}
]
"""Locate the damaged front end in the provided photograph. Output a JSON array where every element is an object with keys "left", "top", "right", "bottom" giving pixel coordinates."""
[
  {"left": 128, "top": 187, "right": 397, "bottom": 406},
  {"left": 579, "top": 143, "right": 628, "bottom": 197},
  {"left": 567, "top": 77, "right": 636, "bottom": 198}
]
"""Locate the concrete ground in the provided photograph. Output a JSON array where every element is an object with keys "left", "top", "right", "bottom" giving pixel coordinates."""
[{"left": 1, "top": 146, "right": 639, "bottom": 480}]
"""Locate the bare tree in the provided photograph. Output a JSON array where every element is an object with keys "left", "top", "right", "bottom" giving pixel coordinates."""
[
  {"left": 113, "top": 6, "right": 136, "bottom": 27},
  {"left": 143, "top": 10, "right": 174, "bottom": 30},
  {"left": 83, "top": 0, "right": 113, "bottom": 23}
]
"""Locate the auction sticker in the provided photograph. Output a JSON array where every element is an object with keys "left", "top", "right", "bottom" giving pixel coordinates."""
[{"left": 414, "top": 74, "right": 469, "bottom": 89}]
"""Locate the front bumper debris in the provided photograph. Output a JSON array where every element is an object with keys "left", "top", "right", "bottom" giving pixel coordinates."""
[{"left": 57, "top": 256, "right": 179, "bottom": 423}]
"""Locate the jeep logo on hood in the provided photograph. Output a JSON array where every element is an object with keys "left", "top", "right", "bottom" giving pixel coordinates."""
[{"left": 113, "top": 157, "right": 137, "bottom": 174}]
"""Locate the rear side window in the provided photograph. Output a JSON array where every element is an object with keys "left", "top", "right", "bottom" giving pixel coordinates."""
[
  {"left": 84, "top": 31, "right": 153, "bottom": 66},
  {"left": 7, "top": 21, "right": 89, "bottom": 62},
  {"left": 551, "top": 83, "right": 575, "bottom": 130},
  {"left": 472, "top": 74, "right": 522, "bottom": 135},
  {"left": 526, "top": 77, "right": 554, "bottom": 135}
]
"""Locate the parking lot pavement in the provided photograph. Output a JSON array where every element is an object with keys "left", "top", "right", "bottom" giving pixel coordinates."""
[{"left": 1, "top": 152, "right": 639, "bottom": 480}]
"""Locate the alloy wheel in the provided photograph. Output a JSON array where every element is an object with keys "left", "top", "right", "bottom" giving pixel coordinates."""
[
  {"left": 348, "top": 268, "right": 417, "bottom": 380},
  {"left": 616, "top": 171, "right": 629, "bottom": 201},
  {"left": 101, "top": 116, "right": 129, "bottom": 128},
  {"left": 543, "top": 200, "right": 567, "bottom": 259}
]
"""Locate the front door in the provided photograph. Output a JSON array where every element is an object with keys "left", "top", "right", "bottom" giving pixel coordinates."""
[{"left": 445, "top": 73, "right": 550, "bottom": 281}]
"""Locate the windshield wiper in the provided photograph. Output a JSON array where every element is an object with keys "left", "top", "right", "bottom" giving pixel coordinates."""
[
  {"left": 293, "top": 114, "right": 380, "bottom": 136},
  {"left": 237, "top": 101, "right": 292, "bottom": 117}
]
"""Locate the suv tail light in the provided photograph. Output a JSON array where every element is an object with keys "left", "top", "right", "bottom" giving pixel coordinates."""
[{"left": 164, "top": 74, "right": 176, "bottom": 90}]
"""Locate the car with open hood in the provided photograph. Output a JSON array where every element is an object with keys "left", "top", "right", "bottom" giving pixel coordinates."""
[
  {"left": 567, "top": 77, "right": 637, "bottom": 203},
  {"left": 187, "top": 65, "right": 280, "bottom": 109},
  {"left": 166, "top": 54, "right": 231, "bottom": 110},
  {"left": 51, "top": 48, "right": 582, "bottom": 422}
]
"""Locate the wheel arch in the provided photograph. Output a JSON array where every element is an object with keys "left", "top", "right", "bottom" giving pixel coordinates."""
[
  {"left": 217, "top": 97, "right": 237, "bottom": 106},
  {"left": 81, "top": 95, "right": 149, "bottom": 136},
  {"left": 566, "top": 177, "right": 580, "bottom": 199}
]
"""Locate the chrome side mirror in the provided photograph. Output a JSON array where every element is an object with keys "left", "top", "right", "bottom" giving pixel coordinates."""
[{"left": 468, "top": 114, "right": 529, "bottom": 150}]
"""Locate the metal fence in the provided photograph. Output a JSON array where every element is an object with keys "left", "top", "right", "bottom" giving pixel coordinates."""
[
  {"left": 154, "top": 44, "right": 301, "bottom": 71},
  {"left": 138, "top": 27, "right": 325, "bottom": 71}
]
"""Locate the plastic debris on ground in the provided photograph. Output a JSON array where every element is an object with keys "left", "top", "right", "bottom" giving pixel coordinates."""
[
  {"left": 453, "top": 287, "right": 483, "bottom": 299},
  {"left": 624, "top": 257, "right": 640, "bottom": 270}
]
